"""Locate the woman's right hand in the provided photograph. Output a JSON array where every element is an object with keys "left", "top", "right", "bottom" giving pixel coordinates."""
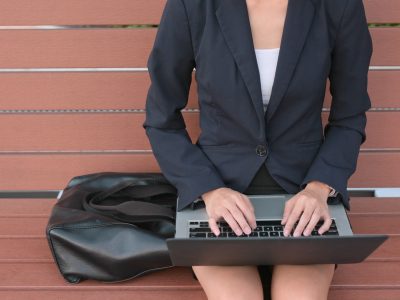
[{"left": 201, "top": 187, "right": 257, "bottom": 236}]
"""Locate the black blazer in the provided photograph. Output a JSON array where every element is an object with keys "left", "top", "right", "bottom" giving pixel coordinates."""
[{"left": 143, "top": 0, "right": 372, "bottom": 212}]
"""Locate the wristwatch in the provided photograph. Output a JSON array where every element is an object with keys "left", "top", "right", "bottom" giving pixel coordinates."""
[{"left": 327, "top": 185, "right": 338, "bottom": 197}]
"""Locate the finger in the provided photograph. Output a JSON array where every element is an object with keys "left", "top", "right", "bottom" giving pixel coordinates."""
[
  {"left": 241, "top": 194, "right": 256, "bottom": 213},
  {"left": 208, "top": 217, "right": 220, "bottom": 236},
  {"left": 236, "top": 196, "right": 257, "bottom": 230},
  {"left": 240, "top": 194, "right": 257, "bottom": 213},
  {"left": 283, "top": 203, "right": 303, "bottom": 237},
  {"left": 318, "top": 211, "right": 333, "bottom": 235},
  {"left": 226, "top": 202, "right": 252, "bottom": 235},
  {"left": 303, "top": 210, "right": 321, "bottom": 236},
  {"left": 293, "top": 206, "right": 315, "bottom": 237},
  {"left": 222, "top": 209, "right": 242, "bottom": 236},
  {"left": 281, "top": 198, "right": 294, "bottom": 225}
]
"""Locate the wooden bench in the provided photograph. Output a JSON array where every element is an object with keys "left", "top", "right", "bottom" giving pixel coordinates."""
[{"left": 0, "top": 1, "right": 399, "bottom": 299}]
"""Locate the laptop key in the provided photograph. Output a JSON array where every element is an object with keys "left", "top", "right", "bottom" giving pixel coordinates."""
[
  {"left": 270, "top": 232, "right": 279, "bottom": 237},
  {"left": 254, "top": 226, "right": 263, "bottom": 232},
  {"left": 190, "top": 232, "right": 206, "bottom": 238},
  {"left": 257, "top": 220, "right": 282, "bottom": 226},
  {"left": 260, "top": 232, "right": 269, "bottom": 237},
  {"left": 323, "top": 229, "right": 339, "bottom": 235},
  {"left": 190, "top": 227, "right": 212, "bottom": 232}
]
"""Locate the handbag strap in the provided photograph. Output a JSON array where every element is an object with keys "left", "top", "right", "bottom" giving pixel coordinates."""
[
  {"left": 88, "top": 199, "right": 175, "bottom": 222},
  {"left": 90, "top": 177, "right": 176, "bottom": 202},
  {"left": 84, "top": 177, "right": 177, "bottom": 223}
]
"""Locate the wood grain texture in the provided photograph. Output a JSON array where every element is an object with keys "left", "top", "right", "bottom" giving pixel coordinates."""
[
  {"left": 0, "top": 261, "right": 397, "bottom": 286},
  {"left": 0, "top": 0, "right": 398, "bottom": 299},
  {"left": 0, "top": 152, "right": 399, "bottom": 190},
  {"left": 0, "top": 197, "right": 399, "bottom": 299},
  {"left": 0, "top": 28, "right": 397, "bottom": 68},
  {"left": 2, "top": 235, "right": 398, "bottom": 261},
  {"left": 0, "top": 211, "right": 398, "bottom": 236},
  {"left": 0, "top": 71, "right": 398, "bottom": 110},
  {"left": 0, "top": 0, "right": 398, "bottom": 25},
  {"left": 0, "top": 111, "right": 398, "bottom": 151}
]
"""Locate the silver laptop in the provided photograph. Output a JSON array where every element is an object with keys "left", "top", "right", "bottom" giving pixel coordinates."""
[{"left": 166, "top": 193, "right": 388, "bottom": 266}]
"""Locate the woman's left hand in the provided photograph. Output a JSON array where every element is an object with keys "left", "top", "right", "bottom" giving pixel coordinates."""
[{"left": 281, "top": 181, "right": 332, "bottom": 237}]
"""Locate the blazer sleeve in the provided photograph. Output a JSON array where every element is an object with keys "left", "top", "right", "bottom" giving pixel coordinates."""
[
  {"left": 142, "top": 0, "right": 226, "bottom": 211},
  {"left": 299, "top": 0, "right": 372, "bottom": 211}
]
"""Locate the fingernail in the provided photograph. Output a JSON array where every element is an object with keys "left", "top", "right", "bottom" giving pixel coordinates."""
[{"left": 245, "top": 227, "right": 251, "bottom": 234}]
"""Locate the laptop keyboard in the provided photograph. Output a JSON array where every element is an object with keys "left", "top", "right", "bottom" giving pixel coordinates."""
[{"left": 188, "top": 219, "right": 338, "bottom": 238}]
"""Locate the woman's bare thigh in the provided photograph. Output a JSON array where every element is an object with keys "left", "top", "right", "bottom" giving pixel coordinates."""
[
  {"left": 270, "top": 263, "right": 336, "bottom": 300},
  {"left": 192, "top": 265, "right": 264, "bottom": 300}
]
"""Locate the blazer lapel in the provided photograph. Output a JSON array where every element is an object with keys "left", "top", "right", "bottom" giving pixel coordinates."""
[{"left": 215, "top": 0, "right": 316, "bottom": 127}]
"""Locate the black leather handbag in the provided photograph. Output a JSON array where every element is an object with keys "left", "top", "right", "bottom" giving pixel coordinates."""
[{"left": 45, "top": 172, "right": 178, "bottom": 284}]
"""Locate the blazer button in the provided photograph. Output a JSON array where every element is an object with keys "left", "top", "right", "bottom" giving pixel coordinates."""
[{"left": 256, "top": 145, "right": 268, "bottom": 157}]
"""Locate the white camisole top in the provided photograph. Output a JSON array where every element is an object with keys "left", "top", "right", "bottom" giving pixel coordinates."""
[{"left": 254, "top": 47, "right": 280, "bottom": 113}]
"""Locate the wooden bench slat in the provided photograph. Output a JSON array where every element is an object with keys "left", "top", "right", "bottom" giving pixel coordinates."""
[
  {"left": 0, "top": 0, "right": 166, "bottom": 26},
  {"left": 0, "top": 112, "right": 398, "bottom": 151},
  {"left": 0, "top": 263, "right": 197, "bottom": 287},
  {"left": 1, "top": 71, "right": 398, "bottom": 110},
  {"left": 350, "top": 198, "right": 400, "bottom": 213},
  {"left": 0, "top": 0, "right": 398, "bottom": 25},
  {"left": 0, "top": 213, "right": 398, "bottom": 236},
  {"left": 0, "top": 287, "right": 398, "bottom": 300},
  {"left": 0, "top": 28, "right": 397, "bottom": 68},
  {"left": 0, "top": 234, "right": 397, "bottom": 261},
  {"left": 0, "top": 290, "right": 207, "bottom": 300},
  {"left": 0, "top": 153, "right": 398, "bottom": 190},
  {"left": 332, "top": 261, "right": 400, "bottom": 286},
  {"left": 0, "top": 261, "right": 398, "bottom": 287},
  {"left": 329, "top": 289, "right": 400, "bottom": 300},
  {"left": 3, "top": 198, "right": 399, "bottom": 215},
  {"left": 365, "top": 0, "right": 400, "bottom": 23},
  {"left": 0, "top": 199, "right": 55, "bottom": 215}
]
